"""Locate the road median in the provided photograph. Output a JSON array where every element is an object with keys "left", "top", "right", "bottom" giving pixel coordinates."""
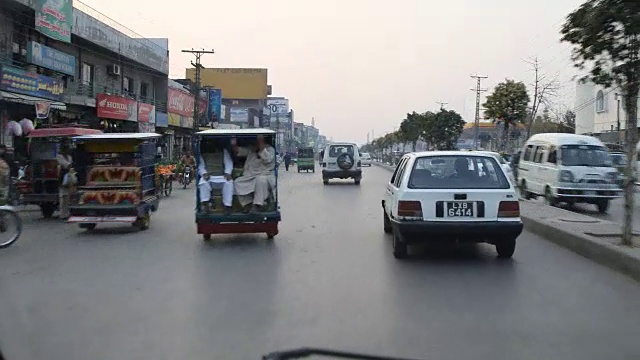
[{"left": 374, "top": 162, "right": 640, "bottom": 281}]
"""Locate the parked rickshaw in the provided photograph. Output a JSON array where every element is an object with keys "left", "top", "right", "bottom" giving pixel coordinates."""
[
  {"left": 195, "top": 128, "right": 281, "bottom": 240},
  {"left": 18, "top": 127, "right": 102, "bottom": 218},
  {"left": 67, "top": 133, "right": 162, "bottom": 231},
  {"left": 296, "top": 147, "right": 315, "bottom": 173}
]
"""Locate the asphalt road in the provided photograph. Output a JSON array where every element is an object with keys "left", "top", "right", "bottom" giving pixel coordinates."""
[{"left": 1, "top": 165, "right": 640, "bottom": 360}]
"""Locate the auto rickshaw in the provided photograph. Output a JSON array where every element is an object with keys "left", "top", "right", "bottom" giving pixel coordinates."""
[
  {"left": 195, "top": 128, "right": 281, "bottom": 240},
  {"left": 296, "top": 147, "right": 315, "bottom": 173},
  {"left": 67, "top": 133, "right": 162, "bottom": 231},
  {"left": 19, "top": 127, "right": 103, "bottom": 218}
]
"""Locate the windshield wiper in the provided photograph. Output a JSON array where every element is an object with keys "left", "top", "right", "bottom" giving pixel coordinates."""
[{"left": 262, "top": 347, "right": 425, "bottom": 360}]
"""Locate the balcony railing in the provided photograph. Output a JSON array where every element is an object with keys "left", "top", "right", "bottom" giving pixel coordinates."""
[{"left": 64, "top": 81, "right": 167, "bottom": 112}]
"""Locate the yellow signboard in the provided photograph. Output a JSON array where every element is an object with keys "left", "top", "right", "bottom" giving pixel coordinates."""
[
  {"left": 186, "top": 68, "right": 268, "bottom": 100},
  {"left": 168, "top": 113, "right": 181, "bottom": 126}
]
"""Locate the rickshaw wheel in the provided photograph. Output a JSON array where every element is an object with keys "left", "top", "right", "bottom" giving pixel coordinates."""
[
  {"left": 136, "top": 214, "right": 151, "bottom": 230},
  {"left": 40, "top": 203, "right": 55, "bottom": 218},
  {"left": 79, "top": 223, "right": 96, "bottom": 231},
  {"left": 203, "top": 234, "right": 212, "bottom": 241},
  {"left": 266, "top": 231, "right": 278, "bottom": 239}
]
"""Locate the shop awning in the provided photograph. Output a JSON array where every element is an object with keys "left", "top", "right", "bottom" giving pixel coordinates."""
[{"left": 0, "top": 91, "right": 66, "bottom": 110}]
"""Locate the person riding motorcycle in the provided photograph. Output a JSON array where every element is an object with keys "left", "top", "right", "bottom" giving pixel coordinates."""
[{"left": 180, "top": 150, "right": 196, "bottom": 185}]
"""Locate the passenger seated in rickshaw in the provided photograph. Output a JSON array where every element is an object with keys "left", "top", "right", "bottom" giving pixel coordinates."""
[
  {"left": 231, "top": 134, "right": 276, "bottom": 213},
  {"left": 198, "top": 141, "right": 234, "bottom": 215}
]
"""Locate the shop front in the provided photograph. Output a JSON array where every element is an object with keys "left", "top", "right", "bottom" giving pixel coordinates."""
[
  {"left": 0, "top": 64, "right": 67, "bottom": 146},
  {"left": 96, "top": 93, "right": 138, "bottom": 133},
  {"left": 167, "top": 87, "right": 196, "bottom": 159}
]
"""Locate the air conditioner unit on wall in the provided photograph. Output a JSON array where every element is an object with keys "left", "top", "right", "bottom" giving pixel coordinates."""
[{"left": 107, "top": 64, "right": 121, "bottom": 76}]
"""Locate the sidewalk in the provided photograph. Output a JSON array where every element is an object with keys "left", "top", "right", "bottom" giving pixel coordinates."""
[{"left": 374, "top": 162, "right": 640, "bottom": 281}]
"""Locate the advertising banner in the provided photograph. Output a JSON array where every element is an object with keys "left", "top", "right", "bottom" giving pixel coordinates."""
[
  {"left": 208, "top": 89, "right": 222, "bottom": 122},
  {"left": 262, "top": 106, "right": 271, "bottom": 128},
  {"left": 167, "top": 87, "right": 195, "bottom": 117},
  {"left": 168, "top": 113, "right": 181, "bottom": 127},
  {"left": 181, "top": 117, "right": 194, "bottom": 129},
  {"left": 267, "top": 98, "right": 289, "bottom": 115},
  {"left": 35, "top": 102, "right": 52, "bottom": 119},
  {"left": 0, "top": 65, "right": 64, "bottom": 101},
  {"left": 35, "top": 0, "right": 72, "bottom": 43},
  {"left": 138, "top": 103, "right": 156, "bottom": 123},
  {"left": 96, "top": 93, "right": 137, "bottom": 121},
  {"left": 229, "top": 108, "right": 248, "bottom": 123},
  {"left": 26, "top": 41, "right": 75, "bottom": 76},
  {"left": 155, "top": 112, "right": 168, "bottom": 127},
  {"left": 139, "top": 122, "right": 155, "bottom": 133}
]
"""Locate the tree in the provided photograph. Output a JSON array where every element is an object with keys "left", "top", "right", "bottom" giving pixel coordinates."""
[
  {"left": 561, "top": 0, "right": 640, "bottom": 246},
  {"left": 483, "top": 79, "right": 530, "bottom": 152},
  {"left": 563, "top": 110, "right": 576, "bottom": 131},
  {"left": 399, "top": 112, "right": 425, "bottom": 151},
  {"left": 422, "top": 109, "right": 465, "bottom": 150},
  {"left": 525, "top": 57, "right": 559, "bottom": 139}
]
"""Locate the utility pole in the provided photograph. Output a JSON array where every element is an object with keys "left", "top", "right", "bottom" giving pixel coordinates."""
[
  {"left": 182, "top": 49, "right": 215, "bottom": 131},
  {"left": 436, "top": 101, "right": 448, "bottom": 110},
  {"left": 470, "top": 75, "right": 488, "bottom": 150}
]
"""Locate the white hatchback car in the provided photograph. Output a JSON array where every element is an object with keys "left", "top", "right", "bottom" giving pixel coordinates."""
[
  {"left": 360, "top": 152, "right": 372, "bottom": 166},
  {"left": 382, "top": 151, "right": 523, "bottom": 259}
]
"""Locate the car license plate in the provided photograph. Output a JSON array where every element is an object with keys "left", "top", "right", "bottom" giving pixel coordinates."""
[{"left": 446, "top": 202, "right": 474, "bottom": 217}]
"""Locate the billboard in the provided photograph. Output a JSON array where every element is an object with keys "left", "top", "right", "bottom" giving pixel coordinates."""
[
  {"left": 138, "top": 103, "right": 156, "bottom": 123},
  {"left": 0, "top": 65, "right": 64, "bottom": 101},
  {"left": 229, "top": 108, "right": 249, "bottom": 123},
  {"left": 97, "top": 93, "right": 137, "bottom": 121},
  {"left": 26, "top": 41, "right": 75, "bottom": 76},
  {"left": 267, "top": 98, "right": 289, "bottom": 115},
  {"left": 35, "top": 0, "right": 72, "bottom": 43},
  {"left": 187, "top": 68, "right": 268, "bottom": 100},
  {"left": 168, "top": 87, "right": 195, "bottom": 117},
  {"left": 208, "top": 89, "right": 222, "bottom": 122}
]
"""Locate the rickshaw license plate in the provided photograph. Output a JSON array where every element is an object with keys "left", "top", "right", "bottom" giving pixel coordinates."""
[{"left": 68, "top": 216, "right": 137, "bottom": 223}]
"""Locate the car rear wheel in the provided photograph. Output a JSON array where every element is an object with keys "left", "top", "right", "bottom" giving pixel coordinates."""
[
  {"left": 544, "top": 186, "right": 558, "bottom": 207},
  {"left": 392, "top": 230, "right": 408, "bottom": 259},
  {"left": 596, "top": 199, "right": 609, "bottom": 213},
  {"left": 383, "top": 210, "right": 392, "bottom": 234},
  {"left": 496, "top": 239, "right": 516, "bottom": 258},
  {"left": 323, "top": 179, "right": 329, "bottom": 185}
]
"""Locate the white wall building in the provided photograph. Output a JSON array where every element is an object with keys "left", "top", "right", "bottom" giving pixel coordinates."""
[{"left": 575, "top": 79, "right": 640, "bottom": 135}]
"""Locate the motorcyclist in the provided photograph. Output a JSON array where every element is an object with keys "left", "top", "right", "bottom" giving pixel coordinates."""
[{"left": 180, "top": 148, "right": 196, "bottom": 185}]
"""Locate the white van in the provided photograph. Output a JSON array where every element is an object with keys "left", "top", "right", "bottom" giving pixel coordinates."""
[{"left": 518, "top": 133, "right": 622, "bottom": 213}]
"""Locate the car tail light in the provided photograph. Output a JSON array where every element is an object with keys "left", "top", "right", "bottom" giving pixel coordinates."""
[
  {"left": 498, "top": 201, "right": 520, "bottom": 218},
  {"left": 398, "top": 200, "right": 422, "bottom": 219}
]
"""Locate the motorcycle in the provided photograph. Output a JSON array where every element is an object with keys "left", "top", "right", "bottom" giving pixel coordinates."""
[{"left": 182, "top": 165, "right": 192, "bottom": 189}]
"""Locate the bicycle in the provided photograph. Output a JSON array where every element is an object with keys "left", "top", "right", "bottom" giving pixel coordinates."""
[{"left": 0, "top": 205, "right": 23, "bottom": 249}]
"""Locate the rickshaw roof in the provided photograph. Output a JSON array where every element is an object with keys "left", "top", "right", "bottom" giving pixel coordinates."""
[
  {"left": 28, "top": 127, "right": 103, "bottom": 138},
  {"left": 73, "top": 133, "right": 162, "bottom": 141},
  {"left": 197, "top": 128, "right": 276, "bottom": 136}
]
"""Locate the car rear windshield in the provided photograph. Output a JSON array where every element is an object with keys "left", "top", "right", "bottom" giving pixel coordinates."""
[
  {"left": 361, "top": 153, "right": 371, "bottom": 158},
  {"left": 298, "top": 148, "right": 314, "bottom": 157},
  {"left": 329, "top": 145, "right": 354, "bottom": 157},
  {"left": 408, "top": 155, "right": 510, "bottom": 189}
]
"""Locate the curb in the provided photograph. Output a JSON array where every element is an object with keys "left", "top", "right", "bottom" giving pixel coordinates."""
[
  {"left": 374, "top": 162, "right": 640, "bottom": 282},
  {"left": 520, "top": 210, "right": 640, "bottom": 282}
]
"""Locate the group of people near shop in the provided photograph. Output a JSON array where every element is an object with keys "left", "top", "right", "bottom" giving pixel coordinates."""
[{"left": 195, "top": 134, "right": 276, "bottom": 215}]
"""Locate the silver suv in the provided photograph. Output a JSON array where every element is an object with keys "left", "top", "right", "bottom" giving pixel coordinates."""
[{"left": 320, "top": 142, "right": 362, "bottom": 185}]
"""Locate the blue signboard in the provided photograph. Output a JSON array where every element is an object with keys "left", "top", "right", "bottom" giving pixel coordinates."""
[
  {"left": 208, "top": 89, "right": 222, "bottom": 122},
  {"left": 26, "top": 41, "right": 76, "bottom": 76},
  {"left": 0, "top": 65, "right": 64, "bottom": 101},
  {"left": 155, "top": 111, "right": 168, "bottom": 127}
]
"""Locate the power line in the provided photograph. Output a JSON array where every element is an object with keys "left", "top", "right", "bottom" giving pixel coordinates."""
[
  {"left": 181, "top": 49, "right": 215, "bottom": 130},
  {"left": 470, "top": 75, "right": 488, "bottom": 150}
]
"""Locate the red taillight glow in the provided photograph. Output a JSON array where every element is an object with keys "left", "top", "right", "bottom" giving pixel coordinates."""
[
  {"left": 498, "top": 201, "right": 520, "bottom": 218},
  {"left": 398, "top": 200, "right": 423, "bottom": 218}
]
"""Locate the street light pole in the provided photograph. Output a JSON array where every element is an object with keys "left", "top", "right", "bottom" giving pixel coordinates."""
[{"left": 616, "top": 93, "right": 622, "bottom": 144}]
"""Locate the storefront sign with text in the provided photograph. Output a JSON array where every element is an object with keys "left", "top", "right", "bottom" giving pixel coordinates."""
[
  {"left": 138, "top": 103, "right": 156, "bottom": 123},
  {"left": 96, "top": 93, "right": 137, "bottom": 121}
]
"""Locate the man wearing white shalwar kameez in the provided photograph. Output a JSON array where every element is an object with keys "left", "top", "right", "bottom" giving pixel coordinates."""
[
  {"left": 198, "top": 148, "right": 234, "bottom": 214},
  {"left": 232, "top": 135, "right": 276, "bottom": 213}
]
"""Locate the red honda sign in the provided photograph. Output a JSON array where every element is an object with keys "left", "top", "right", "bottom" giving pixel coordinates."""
[
  {"left": 97, "top": 94, "right": 137, "bottom": 121},
  {"left": 138, "top": 103, "right": 156, "bottom": 123}
]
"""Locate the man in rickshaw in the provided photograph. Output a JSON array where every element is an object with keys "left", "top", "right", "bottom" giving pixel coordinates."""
[
  {"left": 231, "top": 134, "right": 276, "bottom": 213},
  {"left": 197, "top": 142, "right": 234, "bottom": 215}
]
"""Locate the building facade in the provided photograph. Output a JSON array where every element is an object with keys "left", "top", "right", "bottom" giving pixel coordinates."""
[
  {"left": 0, "top": 0, "right": 169, "bottom": 147},
  {"left": 574, "top": 80, "right": 640, "bottom": 144}
]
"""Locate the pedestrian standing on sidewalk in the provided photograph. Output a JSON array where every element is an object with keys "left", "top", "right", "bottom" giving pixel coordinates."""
[
  {"left": 56, "top": 144, "right": 73, "bottom": 219},
  {"left": 283, "top": 153, "right": 291, "bottom": 171},
  {"left": 0, "top": 146, "right": 10, "bottom": 204}
]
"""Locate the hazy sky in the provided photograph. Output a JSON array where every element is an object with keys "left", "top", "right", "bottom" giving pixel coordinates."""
[{"left": 82, "top": 0, "right": 586, "bottom": 143}]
